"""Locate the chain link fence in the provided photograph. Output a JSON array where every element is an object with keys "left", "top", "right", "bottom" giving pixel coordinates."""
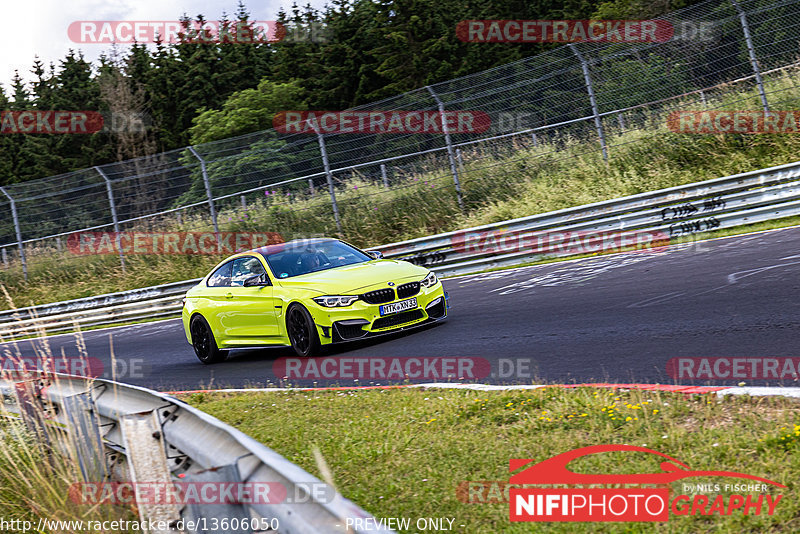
[{"left": 2, "top": 0, "right": 800, "bottom": 278}]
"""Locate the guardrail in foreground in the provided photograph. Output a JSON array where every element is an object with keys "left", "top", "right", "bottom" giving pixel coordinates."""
[
  {"left": 0, "top": 372, "right": 393, "bottom": 534},
  {"left": 2, "top": 159, "right": 800, "bottom": 339}
]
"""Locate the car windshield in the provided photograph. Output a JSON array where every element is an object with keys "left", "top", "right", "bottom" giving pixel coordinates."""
[{"left": 260, "top": 240, "right": 372, "bottom": 279}]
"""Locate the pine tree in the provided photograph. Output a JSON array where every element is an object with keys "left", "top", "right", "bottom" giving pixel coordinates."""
[{"left": 0, "top": 86, "right": 15, "bottom": 185}]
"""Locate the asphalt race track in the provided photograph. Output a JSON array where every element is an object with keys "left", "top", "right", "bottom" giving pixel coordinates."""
[{"left": 4, "top": 226, "right": 800, "bottom": 391}]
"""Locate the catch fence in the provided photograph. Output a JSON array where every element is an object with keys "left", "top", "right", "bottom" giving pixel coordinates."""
[{"left": 2, "top": 0, "right": 799, "bottom": 278}]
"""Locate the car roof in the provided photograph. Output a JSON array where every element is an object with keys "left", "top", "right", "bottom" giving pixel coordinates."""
[
  {"left": 203, "top": 238, "right": 346, "bottom": 280},
  {"left": 249, "top": 237, "right": 338, "bottom": 256}
]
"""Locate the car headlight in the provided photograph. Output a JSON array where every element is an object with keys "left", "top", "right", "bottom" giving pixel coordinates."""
[
  {"left": 312, "top": 295, "right": 359, "bottom": 307},
  {"left": 420, "top": 271, "right": 438, "bottom": 288}
]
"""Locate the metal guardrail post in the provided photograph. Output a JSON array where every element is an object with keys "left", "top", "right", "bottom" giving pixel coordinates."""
[
  {"left": 182, "top": 464, "right": 251, "bottom": 534},
  {"left": 569, "top": 44, "right": 609, "bottom": 161},
  {"left": 119, "top": 411, "right": 182, "bottom": 533},
  {"left": 188, "top": 146, "right": 220, "bottom": 238},
  {"left": 316, "top": 132, "right": 343, "bottom": 235},
  {"left": 426, "top": 85, "right": 466, "bottom": 211},
  {"left": 0, "top": 374, "right": 397, "bottom": 534},
  {"left": 0, "top": 186, "right": 27, "bottom": 281},
  {"left": 731, "top": 0, "right": 769, "bottom": 113},
  {"left": 62, "top": 391, "right": 108, "bottom": 482},
  {"left": 95, "top": 166, "right": 126, "bottom": 273},
  {"left": 14, "top": 380, "right": 50, "bottom": 447}
]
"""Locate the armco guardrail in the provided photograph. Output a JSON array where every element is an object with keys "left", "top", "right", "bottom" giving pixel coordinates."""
[
  {"left": 0, "top": 373, "right": 393, "bottom": 534},
  {"left": 376, "top": 159, "right": 800, "bottom": 276},
  {"left": 0, "top": 279, "right": 201, "bottom": 339},
  {"left": 2, "top": 159, "right": 800, "bottom": 339}
]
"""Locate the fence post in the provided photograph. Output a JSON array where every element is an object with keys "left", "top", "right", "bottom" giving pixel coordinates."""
[
  {"left": 426, "top": 85, "right": 465, "bottom": 211},
  {"left": 455, "top": 148, "right": 465, "bottom": 174},
  {"left": 0, "top": 187, "right": 27, "bottom": 281},
  {"left": 531, "top": 132, "right": 538, "bottom": 146},
  {"left": 617, "top": 114, "right": 625, "bottom": 132},
  {"left": 316, "top": 132, "right": 343, "bottom": 235},
  {"left": 240, "top": 195, "right": 247, "bottom": 210},
  {"left": 188, "top": 146, "right": 220, "bottom": 237},
  {"left": 731, "top": 0, "right": 769, "bottom": 113},
  {"left": 569, "top": 44, "right": 608, "bottom": 161},
  {"left": 95, "top": 166, "right": 125, "bottom": 273},
  {"left": 1, "top": 247, "right": 7, "bottom": 269},
  {"left": 380, "top": 164, "right": 389, "bottom": 188}
]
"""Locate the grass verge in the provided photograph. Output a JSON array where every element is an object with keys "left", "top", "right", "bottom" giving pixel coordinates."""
[
  {"left": 182, "top": 387, "right": 800, "bottom": 533},
  {"left": 0, "top": 417, "right": 137, "bottom": 533}
]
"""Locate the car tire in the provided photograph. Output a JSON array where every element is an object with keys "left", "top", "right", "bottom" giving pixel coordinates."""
[
  {"left": 190, "top": 315, "right": 227, "bottom": 364},
  {"left": 287, "top": 304, "right": 321, "bottom": 358}
]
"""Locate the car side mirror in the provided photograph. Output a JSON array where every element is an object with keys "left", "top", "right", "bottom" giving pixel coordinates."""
[
  {"left": 243, "top": 274, "right": 269, "bottom": 287},
  {"left": 366, "top": 250, "right": 384, "bottom": 259}
]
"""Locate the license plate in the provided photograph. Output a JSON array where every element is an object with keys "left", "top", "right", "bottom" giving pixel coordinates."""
[{"left": 379, "top": 297, "right": 417, "bottom": 316}]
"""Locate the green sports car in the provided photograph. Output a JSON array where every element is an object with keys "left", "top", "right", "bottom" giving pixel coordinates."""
[{"left": 182, "top": 238, "right": 448, "bottom": 363}]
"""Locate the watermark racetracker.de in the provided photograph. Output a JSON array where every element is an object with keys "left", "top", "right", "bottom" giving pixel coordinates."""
[
  {"left": 456, "top": 20, "right": 716, "bottom": 43},
  {"left": 667, "top": 111, "right": 800, "bottom": 134},
  {"left": 66, "top": 232, "right": 284, "bottom": 255},
  {"left": 68, "top": 480, "right": 333, "bottom": 506},
  {"left": 451, "top": 229, "right": 671, "bottom": 256},
  {"left": 273, "top": 357, "right": 543, "bottom": 382},
  {"left": 69, "top": 20, "right": 284, "bottom": 44},
  {"left": 667, "top": 357, "right": 800, "bottom": 380},
  {"left": 0, "top": 111, "right": 151, "bottom": 134},
  {"left": 0, "top": 354, "right": 148, "bottom": 381},
  {"left": 273, "top": 110, "right": 492, "bottom": 135}
]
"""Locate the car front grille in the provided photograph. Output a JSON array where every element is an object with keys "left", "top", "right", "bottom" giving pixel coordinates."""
[
  {"left": 396, "top": 281, "right": 420, "bottom": 299},
  {"left": 361, "top": 288, "right": 395, "bottom": 304},
  {"left": 372, "top": 309, "right": 425, "bottom": 330}
]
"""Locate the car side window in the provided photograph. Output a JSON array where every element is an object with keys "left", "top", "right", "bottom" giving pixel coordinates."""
[
  {"left": 231, "top": 256, "right": 268, "bottom": 286},
  {"left": 207, "top": 261, "right": 233, "bottom": 287}
]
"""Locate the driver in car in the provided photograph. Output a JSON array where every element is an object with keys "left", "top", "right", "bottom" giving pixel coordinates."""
[{"left": 300, "top": 251, "right": 325, "bottom": 273}]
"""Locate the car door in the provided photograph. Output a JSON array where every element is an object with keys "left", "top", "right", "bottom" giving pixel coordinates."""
[
  {"left": 225, "top": 256, "right": 280, "bottom": 341},
  {"left": 198, "top": 260, "right": 236, "bottom": 339}
]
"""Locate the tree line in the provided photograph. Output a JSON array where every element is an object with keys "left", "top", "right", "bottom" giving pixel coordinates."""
[{"left": 0, "top": 0, "right": 704, "bottom": 187}]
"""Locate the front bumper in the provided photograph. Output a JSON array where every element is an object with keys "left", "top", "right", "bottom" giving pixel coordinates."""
[{"left": 307, "top": 283, "right": 447, "bottom": 344}]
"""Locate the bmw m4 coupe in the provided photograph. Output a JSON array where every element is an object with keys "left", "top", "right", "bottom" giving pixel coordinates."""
[{"left": 182, "top": 238, "right": 448, "bottom": 363}]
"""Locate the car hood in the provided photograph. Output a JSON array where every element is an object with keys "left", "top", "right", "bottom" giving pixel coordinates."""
[{"left": 275, "top": 260, "right": 428, "bottom": 293}]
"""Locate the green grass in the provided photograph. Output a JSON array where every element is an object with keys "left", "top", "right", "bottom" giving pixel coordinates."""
[
  {"left": 0, "top": 417, "right": 137, "bottom": 533},
  {"left": 182, "top": 387, "right": 800, "bottom": 533},
  {"left": 3, "top": 69, "right": 800, "bottom": 309}
]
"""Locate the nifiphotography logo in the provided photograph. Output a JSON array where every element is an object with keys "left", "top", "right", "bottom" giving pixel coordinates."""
[{"left": 509, "top": 445, "right": 784, "bottom": 522}]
